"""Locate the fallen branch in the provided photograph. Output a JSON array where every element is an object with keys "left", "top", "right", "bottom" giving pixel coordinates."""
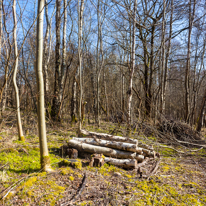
[
  {"left": 61, "top": 173, "right": 87, "bottom": 206},
  {"left": 146, "top": 159, "right": 161, "bottom": 180},
  {"left": 0, "top": 163, "right": 9, "bottom": 170}
]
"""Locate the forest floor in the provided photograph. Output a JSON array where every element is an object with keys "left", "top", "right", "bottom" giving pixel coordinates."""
[{"left": 0, "top": 117, "right": 206, "bottom": 206}]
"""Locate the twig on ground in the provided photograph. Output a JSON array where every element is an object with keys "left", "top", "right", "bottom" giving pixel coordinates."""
[
  {"left": 146, "top": 159, "right": 161, "bottom": 180},
  {"left": 0, "top": 163, "right": 9, "bottom": 170},
  {"left": 0, "top": 168, "right": 44, "bottom": 200},
  {"left": 61, "top": 172, "right": 87, "bottom": 206}
]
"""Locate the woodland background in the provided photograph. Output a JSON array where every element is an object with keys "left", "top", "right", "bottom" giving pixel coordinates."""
[{"left": 1, "top": 0, "right": 206, "bottom": 131}]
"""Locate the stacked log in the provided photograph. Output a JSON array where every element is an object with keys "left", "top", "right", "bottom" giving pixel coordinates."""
[{"left": 67, "top": 129, "right": 157, "bottom": 169}]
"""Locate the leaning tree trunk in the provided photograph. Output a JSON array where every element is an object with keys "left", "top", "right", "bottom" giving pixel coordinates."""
[
  {"left": 36, "top": 0, "right": 52, "bottom": 172},
  {"left": 13, "top": 0, "right": 24, "bottom": 141}
]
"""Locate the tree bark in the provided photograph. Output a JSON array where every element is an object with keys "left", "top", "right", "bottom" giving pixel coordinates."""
[
  {"left": 67, "top": 139, "right": 144, "bottom": 161},
  {"left": 13, "top": 0, "right": 24, "bottom": 141},
  {"left": 163, "top": 0, "right": 173, "bottom": 115},
  {"left": 127, "top": 0, "right": 137, "bottom": 128},
  {"left": 51, "top": 0, "right": 61, "bottom": 121},
  {"left": 78, "top": 0, "right": 84, "bottom": 131},
  {"left": 73, "top": 137, "right": 140, "bottom": 153},
  {"left": 43, "top": 0, "right": 55, "bottom": 117},
  {"left": 36, "top": 0, "right": 52, "bottom": 172},
  {"left": 160, "top": 0, "right": 166, "bottom": 114},
  {"left": 58, "top": 0, "right": 67, "bottom": 119},
  {"left": 80, "top": 129, "right": 138, "bottom": 144},
  {"left": 104, "top": 157, "right": 137, "bottom": 169},
  {"left": 185, "top": 0, "right": 196, "bottom": 122}
]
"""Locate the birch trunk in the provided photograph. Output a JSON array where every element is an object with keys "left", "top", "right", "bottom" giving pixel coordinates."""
[
  {"left": 36, "top": 0, "right": 52, "bottom": 171},
  {"left": 104, "top": 157, "right": 137, "bottom": 169},
  {"left": 13, "top": 0, "right": 24, "bottom": 141},
  {"left": 43, "top": 0, "right": 55, "bottom": 117},
  {"left": 68, "top": 139, "right": 144, "bottom": 161},
  {"left": 73, "top": 137, "right": 140, "bottom": 153},
  {"left": 96, "top": 0, "right": 104, "bottom": 127},
  {"left": 163, "top": 0, "right": 173, "bottom": 115},
  {"left": 80, "top": 129, "right": 138, "bottom": 144},
  {"left": 58, "top": 0, "right": 67, "bottom": 118},
  {"left": 160, "top": 0, "right": 166, "bottom": 114},
  {"left": 127, "top": 0, "right": 137, "bottom": 128},
  {"left": 78, "top": 0, "right": 84, "bottom": 130}
]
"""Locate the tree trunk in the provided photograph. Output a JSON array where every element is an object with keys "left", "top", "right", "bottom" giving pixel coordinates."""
[
  {"left": 127, "top": 0, "right": 137, "bottom": 129},
  {"left": 78, "top": 0, "right": 84, "bottom": 131},
  {"left": 104, "top": 157, "right": 137, "bottom": 169},
  {"left": 13, "top": 0, "right": 24, "bottom": 141},
  {"left": 160, "top": 0, "right": 166, "bottom": 115},
  {"left": 163, "top": 0, "right": 173, "bottom": 116},
  {"left": 71, "top": 77, "right": 77, "bottom": 123},
  {"left": 185, "top": 0, "right": 196, "bottom": 122},
  {"left": 36, "top": 0, "right": 52, "bottom": 172},
  {"left": 196, "top": 88, "right": 206, "bottom": 132},
  {"left": 67, "top": 139, "right": 144, "bottom": 161},
  {"left": 43, "top": 0, "right": 55, "bottom": 117},
  {"left": 58, "top": 0, "right": 67, "bottom": 119},
  {"left": 73, "top": 137, "right": 140, "bottom": 153},
  {"left": 51, "top": 0, "right": 61, "bottom": 121},
  {"left": 80, "top": 129, "right": 138, "bottom": 144}
]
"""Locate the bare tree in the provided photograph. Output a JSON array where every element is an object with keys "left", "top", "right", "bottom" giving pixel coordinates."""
[
  {"left": 36, "top": 0, "right": 52, "bottom": 172},
  {"left": 78, "top": 0, "right": 84, "bottom": 131},
  {"left": 13, "top": 0, "right": 24, "bottom": 141},
  {"left": 43, "top": 0, "right": 55, "bottom": 117},
  {"left": 127, "top": 0, "right": 137, "bottom": 129},
  {"left": 51, "top": 0, "right": 61, "bottom": 121},
  {"left": 185, "top": 0, "right": 196, "bottom": 122}
]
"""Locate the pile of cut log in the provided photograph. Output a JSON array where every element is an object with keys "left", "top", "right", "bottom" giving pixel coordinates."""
[{"left": 67, "top": 129, "right": 159, "bottom": 169}]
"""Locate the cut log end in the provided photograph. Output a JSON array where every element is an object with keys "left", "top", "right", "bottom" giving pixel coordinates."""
[{"left": 90, "top": 153, "right": 105, "bottom": 167}]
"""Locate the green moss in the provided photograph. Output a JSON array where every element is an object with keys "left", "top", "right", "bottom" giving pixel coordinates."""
[
  {"left": 73, "top": 159, "right": 82, "bottom": 170},
  {"left": 19, "top": 136, "right": 25, "bottom": 141},
  {"left": 69, "top": 176, "right": 74, "bottom": 181},
  {"left": 60, "top": 167, "right": 74, "bottom": 175},
  {"left": 41, "top": 155, "right": 51, "bottom": 169},
  {"left": 59, "top": 159, "right": 82, "bottom": 170},
  {"left": 0, "top": 148, "right": 18, "bottom": 153}
]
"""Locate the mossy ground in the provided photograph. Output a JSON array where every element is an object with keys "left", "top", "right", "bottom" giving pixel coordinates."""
[{"left": 0, "top": 121, "right": 206, "bottom": 205}]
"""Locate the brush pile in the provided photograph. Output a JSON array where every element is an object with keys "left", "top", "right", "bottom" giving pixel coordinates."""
[
  {"left": 158, "top": 120, "right": 202, "bottom": 143},
  {"left": 66, "top": 129, "right": 159, "bottom": 169}
]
